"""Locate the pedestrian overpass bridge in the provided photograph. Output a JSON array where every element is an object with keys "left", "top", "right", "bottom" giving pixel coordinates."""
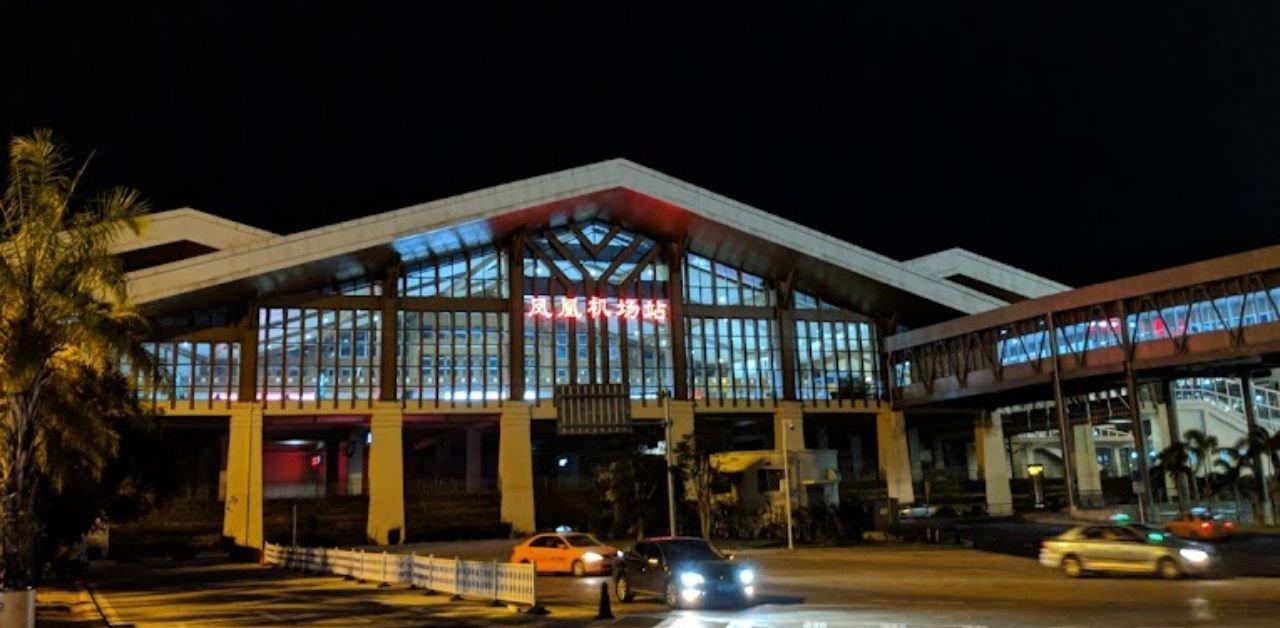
[{"left": 885, "top": 245, "right": 1280, "bottom": 409}]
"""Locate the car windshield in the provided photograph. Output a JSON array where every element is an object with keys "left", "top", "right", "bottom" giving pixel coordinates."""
[
  {"left": 565, "top": 534, "right": 604, "bottom": 547},
  {"left": 661, "top": 539, "right": 725, "bottom": 562}
]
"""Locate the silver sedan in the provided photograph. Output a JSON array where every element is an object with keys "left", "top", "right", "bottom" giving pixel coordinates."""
[{"left": 1039, "top": 524, "right": 1215, "bottom": 579}]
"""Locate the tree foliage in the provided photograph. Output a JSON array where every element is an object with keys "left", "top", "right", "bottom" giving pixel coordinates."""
[{"left": 0, "top": 130, "right": 153, "bottom": 588}]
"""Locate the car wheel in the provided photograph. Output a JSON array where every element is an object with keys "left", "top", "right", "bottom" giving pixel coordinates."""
[
  {"left": 664, "top": 579, "right": 681, "bottom": 609},
  {"left": 616, "top": 574, "right": 635, "bottom": 603},
  {"left": 1061, "top": 555, "right": 1083, "bottom": 578},
  {"left": 1157, "top": 557, "right": 1181, "bottom": 580},
  {"left": 572, "top": 560, "right": 586, "bottom": 577}
]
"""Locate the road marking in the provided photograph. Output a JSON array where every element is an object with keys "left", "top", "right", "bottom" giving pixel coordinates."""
[
  {"left": 1188, "top": 597, "right": 1215, "bottom": 623},
  {"left": 86, "top": 587, "right": 127, "bottom": 627}
]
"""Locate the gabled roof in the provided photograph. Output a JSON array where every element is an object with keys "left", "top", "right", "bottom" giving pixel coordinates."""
[
  {"left": 905, "top": 248, "right": 1070, "bottom": 301},
  {"left": 112, "top": 207, "right": 277, "bottom": 254},
  {"left": 127, "top": 159, "right": 1035, "bottom": 320}
]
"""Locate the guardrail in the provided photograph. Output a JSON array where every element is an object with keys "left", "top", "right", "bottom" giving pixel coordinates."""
[{"left": 262, "top": 542, "right": 538, "bottom": 608}]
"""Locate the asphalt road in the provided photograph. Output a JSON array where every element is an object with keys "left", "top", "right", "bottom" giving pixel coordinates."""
[{"left": 92, "top": 542, "right": 1280, "bottom": 627}]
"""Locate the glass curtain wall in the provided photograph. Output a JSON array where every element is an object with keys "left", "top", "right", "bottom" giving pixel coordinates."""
[
  {"left": 128, "top": 341, "right": 241, "bottom": 407},
  {"left": 257, "top": 308, "right": 381, "bottom": 405},
  {"left": 523, "top": 222, "right": 672, "bottom": 401},
  {"left": 683, "top": 253, "right": 781, "bottom": 400},
  {"left": 398, "top": 246, "right": 509, "bottom": 403}
]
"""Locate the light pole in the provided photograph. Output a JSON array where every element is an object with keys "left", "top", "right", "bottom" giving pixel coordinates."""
[
  {"left": 663, "top": 389, "right": 678, "bottom": 537},
  {"left": 781, "top": 418, "right": 794, "bottom": 551}
]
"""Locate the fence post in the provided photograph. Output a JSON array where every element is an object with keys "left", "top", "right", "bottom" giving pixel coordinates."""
[
  {"left": 424, "top": 554, "right": 435, "bottom": 595},
  {"left": 358, "top": 550, "right": 366, "bottom": 583},
  {"left": 380, "top": 551, "right": 390, "bottom": 587},
  {"left": 489, "top": 560, "right": 502, "bottom": 607},
  {"left": 527, "top": 560, "right": 547, "bottom": 615},
  {"left": 408, "top": 552, "right": 417, "bottom": 589},
  {"left": 450, "top": 556, "right": 463, "bottom": 601}
]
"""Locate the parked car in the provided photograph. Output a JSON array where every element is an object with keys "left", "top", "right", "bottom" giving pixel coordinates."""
[
  {"left": 508, "top": 532, "right": 619, "bottom": 577},
  {"left": 1165, "top": 511, "right": 1235, "bottom": 540},
  {"left": 1039, "top": 524, "right": 1216, "bottom": 579},
  {"left": 614, "top": 536, "right": 755, "bottom": 609},
  {"left": 898, "top": 503, "right": 940, "bottom": 519}
]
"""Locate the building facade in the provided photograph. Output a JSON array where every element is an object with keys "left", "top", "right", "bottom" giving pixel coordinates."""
[{"left": 121, "top": 160, "right": 1066, "bottom": 547}]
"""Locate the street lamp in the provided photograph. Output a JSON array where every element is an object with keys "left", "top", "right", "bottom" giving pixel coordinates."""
[
  {"left": 663, "top": 389, "right": 678, "bottom": 537},
  {"left": 781, "top": 418, "right": 795, "bottom": 551},
  {"left": 1027, "top": 463, "right": 1045, "bottom": 509}
]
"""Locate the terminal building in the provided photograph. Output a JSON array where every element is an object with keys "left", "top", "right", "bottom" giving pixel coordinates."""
[{"left": 119, "top": 159, "right": 1280, "bottom": 548}]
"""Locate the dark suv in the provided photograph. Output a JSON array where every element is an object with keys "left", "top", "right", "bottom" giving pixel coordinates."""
[{"left": 614, "top": 536, "right": 755, "bottom": 608}]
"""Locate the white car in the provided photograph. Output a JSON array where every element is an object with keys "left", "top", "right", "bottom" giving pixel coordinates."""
[{"left": 1039, "top": 524, "right": 1216, "bottom": 579}]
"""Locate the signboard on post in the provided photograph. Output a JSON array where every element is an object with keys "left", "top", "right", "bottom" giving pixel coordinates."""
[{"left": 554, "top": 384, "right": 632, "bottom": 435}]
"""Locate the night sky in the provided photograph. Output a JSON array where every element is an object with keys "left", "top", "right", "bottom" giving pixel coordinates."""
[{"left": 3, "top": 2, "right": 1277, "bottom": 287}]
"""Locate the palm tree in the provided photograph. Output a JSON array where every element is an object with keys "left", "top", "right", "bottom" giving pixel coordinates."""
[
  {"left": 1238, "top": 426, "right": 1273, "bottom": 525},
  {"left": 1156, "top": 442, "right": 1194, "bottom": 514},
  {"left": 0, "top": 131, "right": 152, "bottom": 589},
  {"left": 1213, "top": 442, "right": 1250, "bottom": 519},
  {"left": 1184, "top": 430, "right": 1219, "bottom": 502}
]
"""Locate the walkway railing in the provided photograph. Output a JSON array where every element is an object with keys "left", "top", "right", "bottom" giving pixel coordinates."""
[{"left": 262, "top": 542, "right": 538, "bottom": 608}]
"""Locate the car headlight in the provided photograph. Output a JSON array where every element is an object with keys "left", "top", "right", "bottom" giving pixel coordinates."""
[
  {"left": 738, "top": 568, "right": 755, "bottom": 585},
  {"left": 680, "top": 572, "right": 705, "bottom": 587},
  {"left": 616, "top": 550, "right": 624, "bottom": 558},
  {"left": 1179, "top": 548, "right": 1209, "bottom": 563},
  {"left": 582, "top": 552, "right": 603, "bottom": 563}
]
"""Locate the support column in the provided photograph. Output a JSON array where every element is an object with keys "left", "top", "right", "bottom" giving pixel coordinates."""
[
  {"left": 1148, "top": 402, "right": 1180, "bottom": 499},
  {"left": 499, "top": 402, "right": 536, "bottom": 535},
  {"left": 367, "top": 405, "right": 405, "bottom": 544},
  {"left": 1072, "top": 423, "right": 1102, "bottom": 507},
  {"left": 976, "top": 412, "right": 1013, "bottom": 516},
  {"left": 223, "top": 403, "right": 263, "bottom": 549},
  {"left": 907, "top": 428, "right": 924, "bottom": 481},
  {"left": 774, "top": 401, "right": 805, "bottom": 450},
  {"left": 347, "top": 430, "right": 365, "bottom": 496},
  {"left": 325, "top": 439, "right": 341, "bottom": 497},
  {"left": 1240, "top": 372, "right": 1272, "bottom": 524},
  {"left": 877, "top": 408, "right": 915, "bottom": 505},
  {"left": 465, "top": 426, "right": 484, "bottom": 492}
]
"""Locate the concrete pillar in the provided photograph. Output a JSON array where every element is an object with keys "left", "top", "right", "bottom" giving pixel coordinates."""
[
  {"left": 774, "top": 401, "right": 805, "bottom": 450},
  {"left": 1147, "top": 402, "right": 1180, "bottom": 499},
  {"left": 366, "top": 405, "right": 405, "bottom": 544},
  {"left": 931, "top": 437, "right": 947, "bottom": 472},
  {"left": 223, "top": 404, "right": 263, "bottom": 549},
  {"left": 976, "top": 412, "right": 1013, "bottom": 516},
  {"left": 499, "top": 402, "right": 536, "bottom": 535},
  {"left": 347, "top": 430, "right": 365, "bottom": 496},
  {"left": 849, "top": 435, "right": 864, "bottom": 480},
  {"left": 907, "top": 427, "right": 924, "bottom": 481},
  {"left": 1072, "top": 424, "right": 1102, "bottom": 507},
  {"left": 325, "top": 439, "right": 341, "bottom": 497},
  {"left": 465, "top": 426, "right": 484, "bottom": 492},
  {"left": 877, "top": 409, "right": 915, "bottom": 505}
]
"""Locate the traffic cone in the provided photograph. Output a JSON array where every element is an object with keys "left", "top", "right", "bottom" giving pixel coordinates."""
[{"left": 596, "top": 581, "right": 614, "bottom": 620}]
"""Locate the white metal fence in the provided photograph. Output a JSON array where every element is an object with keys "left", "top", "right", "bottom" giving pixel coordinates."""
[{"left": 262, "top": 542, "right": 538, "bottom": 607}]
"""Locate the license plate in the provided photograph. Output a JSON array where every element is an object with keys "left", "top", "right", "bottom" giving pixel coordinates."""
[{"left": 716, "top": 583, "right": 737, "bottom": 593}]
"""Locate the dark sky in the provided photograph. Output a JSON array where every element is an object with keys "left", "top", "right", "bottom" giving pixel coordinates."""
[{"left": 3, "top": 2, "right": 1278, "bottom": 287}]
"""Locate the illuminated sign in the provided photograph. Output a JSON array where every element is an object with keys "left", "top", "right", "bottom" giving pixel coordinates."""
[{"left": 526, "top": 296, "right": 668, "bottom": 322}]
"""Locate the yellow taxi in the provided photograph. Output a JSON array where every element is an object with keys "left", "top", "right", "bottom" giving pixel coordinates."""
[
  {"left": 1165, "top": 510, "right": 1235, "bottom": 541},
  {"left": 508, "top": 531, "right": 620, "bottom": 577}
]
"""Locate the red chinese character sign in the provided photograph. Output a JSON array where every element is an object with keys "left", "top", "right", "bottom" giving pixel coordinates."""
[{"left": 526, "top": 296, "right": 668, "bottom": 323}]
